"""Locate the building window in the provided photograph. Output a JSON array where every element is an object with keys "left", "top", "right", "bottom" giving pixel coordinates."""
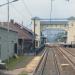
[{"left": 35, "top": 41, "right": 38, "bottom": 47}]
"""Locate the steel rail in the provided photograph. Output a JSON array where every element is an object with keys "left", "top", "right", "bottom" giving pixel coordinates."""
[
  {"left": 37, "top": 47, "right": 60, "bottom": 75},
  {"left": 52, "top": 48, "right": 61, "bottom": 75},
  {"left": 33, "top": 47, "right": 48, "bottom": 75},
  {"left": 57, "top": 47, "right": 75, "bottom": 69},
  {"left": 40, "top": 49, "right": 49, "bottom": 75},
  {"left": 62, "top": 47, "right": 75, "bottom": 57},
  {"left": 34, "top": 47, "right": 61, "bottom": 75}
]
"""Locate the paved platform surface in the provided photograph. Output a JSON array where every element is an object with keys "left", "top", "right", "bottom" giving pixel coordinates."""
[
  {"left": 0, "top": 56, "right": 42, "bottom": 75},
  {"left": 25, "top": 56, "right": 41, "bottom": 73}
]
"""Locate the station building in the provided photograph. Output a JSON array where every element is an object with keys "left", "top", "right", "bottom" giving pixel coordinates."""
[{"left": 32, "top": 16, "right": 75, "bottom": 48}]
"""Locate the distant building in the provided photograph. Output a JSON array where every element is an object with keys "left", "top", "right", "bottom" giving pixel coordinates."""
[{"left": 32, "top": 16, "right": 75, "bottom": 47}]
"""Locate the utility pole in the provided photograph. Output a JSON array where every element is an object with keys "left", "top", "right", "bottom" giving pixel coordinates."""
[
  {"left": 7, "top": 0, "right": 9, "bottom": 24},
  {"left": 22, "top": 21, "right": 24, "bottom": 55},
  {"left": 34, "top": 18, "right": 36, "bottom": 55},
  {"left": 7, "top": 0, "right": 9, "bottom": 34},
  {"left": 0, "top": 0, "right": 18, "bottom": 63},
  {"left": 7, "top": 0, "right": 10, "bottom": 63},
  {"left": 50, "top": 0, "right": 53, "bottom": 24},
  {"left": 7, "top": 0, "right": 18, "bottom": 62}
]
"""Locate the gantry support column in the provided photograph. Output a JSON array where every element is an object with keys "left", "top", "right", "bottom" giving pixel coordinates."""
[
  {"left": 32, "top": 17, "right": 41, "bottom": 48},
  {"left": 67, "top": 19, "right": 75, "bottom": 44}
]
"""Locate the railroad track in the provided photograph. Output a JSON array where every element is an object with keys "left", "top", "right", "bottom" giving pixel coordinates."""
[
  {"left": 56, "top": 47, "right": 75, "bottom": 69},
  {"left": 33, "top": 47, "right": 75, "bottom": 75},
  {"left": 40, "top": 48, "right": 49, "bottom": 75},
  {"left": 41, "top": 48, "right": 60, "bottom": 75},
  {"left": 52, "top": 49, "right": 60, "bottom": 75},
  {"left": 62, "top": 47, "right": 75, "bottom": 57},
  {"left": 34, "top": 47, "right": 60, "bottom": 75},
  {"left": 33, "top": 47, "right": 49, "bottom": 75},
  {"left": 53, "top": 47, "right": 75, "bottom": 75},
  {"left": 56, "top": 47, "right": 75, "bottom": 57}
]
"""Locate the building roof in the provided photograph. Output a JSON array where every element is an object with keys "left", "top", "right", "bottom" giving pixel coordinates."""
[
  {"left": 0, "top": 22, "right": 17, "bottom": 32},
  {"left": 40, "top": 21, "right": 68, "bottom": 25},
  {"left": 0, "top": 21, "right": 34, "bottom": 40},
  {"left": 12, "top": 22, "right": 34, "bottom": 40},
  {"left": 68, "top": 16, "right": 75, "bottom": 20},
  {"left": 0, "top": 26, "right": 17, "bottom": 33},
  {"left": 31, "top": 17, "right": 40, "bottom": 20}
]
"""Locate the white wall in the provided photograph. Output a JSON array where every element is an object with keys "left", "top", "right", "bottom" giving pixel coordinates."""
[{"left": 67, "top": 20, "right": 75, "bottom": 44}]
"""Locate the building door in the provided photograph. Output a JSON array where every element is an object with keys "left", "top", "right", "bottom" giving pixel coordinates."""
[
  {"left": 14, "top": 43, "right": 17, "bottom": 54},
  {"left": 0, "top": 44, "right": 1, "bottom": 58}
]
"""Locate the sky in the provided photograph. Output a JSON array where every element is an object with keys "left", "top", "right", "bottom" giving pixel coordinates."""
[{"left": 0, "top": 0, "right": 75, "bottom": 29}]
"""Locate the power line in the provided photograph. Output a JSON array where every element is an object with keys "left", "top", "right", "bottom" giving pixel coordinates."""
[
  {"left": 10, "top": 4, "right": 27, "bottom": 20},
  {"left": 0, "top": 0, "right": 32, "bottom": 21},
  {"left": 50, "top": 0, "right": 53, "bottom": 24},
  {"left": 0, "top": 0, "right": 18, "bottom": 7},
  {"left": 21, "top": 0, "right": 32, "bottom": 17},
  {"left": 10, "top": 4, "right": 32, "bottom": 29},
  {"left": 49, "top": 0, "right": 69, "bottom": 23}
]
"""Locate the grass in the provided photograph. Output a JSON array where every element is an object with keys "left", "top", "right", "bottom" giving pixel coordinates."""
[
  {"left": 4, "top": 55, "right": 33, "bottom": 70},
  {"left": 19, "top": 71, "right": 28, "bottom": 75}
]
